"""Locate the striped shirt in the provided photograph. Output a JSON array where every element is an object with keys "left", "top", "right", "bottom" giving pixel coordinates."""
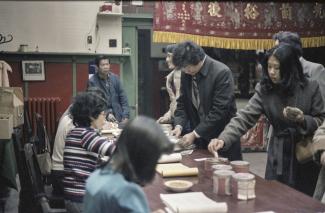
[{"left": 63, "top": 127, "right": 115, "bottom": 202}]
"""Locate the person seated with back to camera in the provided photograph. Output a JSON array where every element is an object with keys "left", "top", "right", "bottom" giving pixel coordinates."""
[
  {"left": 51, "top": 87, "right": 107, "bottom": 196},
  {"left": 63, "top": 91, "right": 116, "bottom": 213},
  {"left": 83, "top": 116, "right": 174, "bottom": 213}
]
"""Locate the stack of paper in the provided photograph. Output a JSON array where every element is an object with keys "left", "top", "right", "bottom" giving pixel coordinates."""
[
  {"left": 156, "top": 163, "right": 198, "bottom": 177},
  {"left": 158, "top": 153, "right": 182, "bottom": 164},
  {"left": 160, "top": 192, "right": 227, "bottom": 213}
]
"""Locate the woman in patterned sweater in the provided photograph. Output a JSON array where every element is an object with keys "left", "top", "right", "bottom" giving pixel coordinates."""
[{"left": 63, "top": 92, "right": 116, "bottom": 213}]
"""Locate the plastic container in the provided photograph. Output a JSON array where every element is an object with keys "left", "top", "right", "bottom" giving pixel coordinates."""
[
  {"left": 231, "top": 173, "right": 256, "bottom": 200},
  {"left": 204, "top": 157, "right": 229, "bottom": 171},
  {"left": 213, "top": 170, "right": 235, "bottom": 195},
  {"left": 230, "top": 160, "right": 250, "bottom": 173}
]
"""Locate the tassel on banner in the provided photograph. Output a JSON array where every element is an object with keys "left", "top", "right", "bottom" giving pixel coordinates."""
[{"left": 153, "top": 31, "right": 325, "bottom": 50}]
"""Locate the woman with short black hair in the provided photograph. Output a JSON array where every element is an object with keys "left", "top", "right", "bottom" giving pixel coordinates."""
[
  {"left": 63, "top": 92, "right": 116, "bottom": 213},
  {"left": 209, "top": 44, "right": 325, "bottom": 196},
  {"left": 84, "top": 116, "right": 173, "bottom": 213}
]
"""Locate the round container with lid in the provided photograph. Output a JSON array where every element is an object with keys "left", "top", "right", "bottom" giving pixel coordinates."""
[
  {"left": 204, "top": 157, "right": 229, "bottom": 171},
  {"left": 230, "top": 160, "right": 250, "bottom": 173},
  {"left": 213, "top": 170, "right": 235, "bottom": 195},
  {"left": 231, "top": 173, "right": 256, "bottom": 200},
  {"left": 212, "top": 164, "right": 233, "bottom": 171}
]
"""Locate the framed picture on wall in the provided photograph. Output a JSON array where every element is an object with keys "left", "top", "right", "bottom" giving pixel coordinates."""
[{"left": 22, "top": 60, "right": 45, "bottom": 81}]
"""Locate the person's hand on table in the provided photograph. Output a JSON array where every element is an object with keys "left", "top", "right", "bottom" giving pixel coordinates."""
[
  {"left": 208, "top": 138, "right": 225, "bottom": 154},
  {"left": 102, "top": 121, "right": 118, "bottom": 130},
  {"left": 121, "top": 118, "right": 128, "bottom": 124},
  {"left": 107, "top": 113, "right": 117, "bottom": 122},
  {"left": 321, "top": 151, "right": 325, "bottom": 166},
  {"left": 170, "top": 126, "right": 182, "bottom": 137},
  {"left": 157, "top": 116, "right": 170, "bottom": 124},
  {"left": 179, "top": 132, "right": 196, "bottom": 147}
]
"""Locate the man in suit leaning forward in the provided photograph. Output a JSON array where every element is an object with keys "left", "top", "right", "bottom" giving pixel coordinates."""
[{"left": 171, "top": 41, "right": 242, "bottom": 160}]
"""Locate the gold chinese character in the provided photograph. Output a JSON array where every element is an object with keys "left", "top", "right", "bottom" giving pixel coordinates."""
[
  {"left": 244, "top": 3, "right": 259, "bottom": 20},
  {"left": 208, "top": 2, "right": 222, "bottom": 17},
  {"left": 280, "top": 3, "right": 292, "bottom": 20}
]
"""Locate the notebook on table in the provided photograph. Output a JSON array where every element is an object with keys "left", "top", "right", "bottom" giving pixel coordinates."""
[
  {"left": 156, "top": 163, "right": 198, "bottom": 177},
  {"left": 160, "top": 192, "right": 227, "bottom": 213}
]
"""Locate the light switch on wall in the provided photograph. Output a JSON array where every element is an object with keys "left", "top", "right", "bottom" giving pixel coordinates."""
[
  {"left": 109, "top": 39, "right": 117, "bottom": 47},
  {"left": 87, "top": 35, "right": 92, "bottom": 44}
]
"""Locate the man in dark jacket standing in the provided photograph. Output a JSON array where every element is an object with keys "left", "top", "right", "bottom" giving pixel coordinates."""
[
  {"left": 171, "top": 41, "right": 242, "bottom": 160},
  {"left": 88, "top": 55, "right": 129, "bottom": 123}
]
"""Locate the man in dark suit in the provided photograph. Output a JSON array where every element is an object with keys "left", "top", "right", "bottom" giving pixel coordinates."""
[{"left": 171, "top": 41, "right": 242, "bottom": 160}]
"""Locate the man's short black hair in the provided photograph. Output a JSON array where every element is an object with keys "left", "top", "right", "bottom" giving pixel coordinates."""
[
  {"left": 172, "top": 41, "right": 205, "bottom": 69},
  {"left": 95, "top": 55, "right": 110, "bottom": 67},
  {"left": 165, "top": 44, "right": 178, "bottom": 54},
  {"left": 272, "top": 31, "right": 303, "bottom": 57}
]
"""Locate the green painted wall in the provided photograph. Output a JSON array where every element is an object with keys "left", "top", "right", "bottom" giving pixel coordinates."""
[{"left": 121, "top": 14, "right": 153, "bottom": 119}]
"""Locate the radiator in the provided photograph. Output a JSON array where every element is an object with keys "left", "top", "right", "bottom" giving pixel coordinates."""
[{"left": 27, "top": 97, "right": 61, "bottom": 139}]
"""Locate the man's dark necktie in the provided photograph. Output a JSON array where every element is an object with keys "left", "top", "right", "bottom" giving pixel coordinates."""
[{"left": 192, "top": 76, "right": 200, "bottom": 109}]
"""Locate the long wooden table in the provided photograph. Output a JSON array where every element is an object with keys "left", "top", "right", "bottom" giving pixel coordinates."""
[{"left": 144, "top": 149, "right": 325, "bottom": 213}]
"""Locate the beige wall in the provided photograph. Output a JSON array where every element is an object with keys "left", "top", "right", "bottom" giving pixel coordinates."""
[{"left": 0, "top": 1, "right": 122, "bottom": 54}]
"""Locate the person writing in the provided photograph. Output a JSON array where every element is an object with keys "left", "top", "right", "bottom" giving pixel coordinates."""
[{"left": 63, "top": 92, "right": 116, "bottom": 212}]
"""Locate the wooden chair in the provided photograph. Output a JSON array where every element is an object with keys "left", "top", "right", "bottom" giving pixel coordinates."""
[
  {"left": 24, "top": 143, "right": 66, "bottom": 213},
  {"left": 12, "top": 128, "right": 36, "bottom": 213},
  {"left": 23, "top": 100, "right": 33, "bottom": 144}
]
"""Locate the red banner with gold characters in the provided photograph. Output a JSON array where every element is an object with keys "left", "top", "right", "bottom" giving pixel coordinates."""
[{"left": 153, "top": 2, "right": 325, "bottom": 50}]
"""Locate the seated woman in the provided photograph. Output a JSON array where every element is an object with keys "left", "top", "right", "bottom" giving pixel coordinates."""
[
  {"left": 63, "top": 92, "right": 116, "bottom": 213},
  {"left": 84, "top": 116, "right": 174, "bottom": 213},
  {"left": 208, "top": 43, "right": 325, "bottom": 196}
]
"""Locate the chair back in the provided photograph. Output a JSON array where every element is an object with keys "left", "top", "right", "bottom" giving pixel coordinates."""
[
  {"left": 24, "top": 143, "right": 66, "bottom": 213},
  {"left": 34, "top": 113, "right": 51, "bottom": 155},
  {"left": 23, "top": 100, "right": 33, "bottom": 143},
  {"left": 24, "top": 143, "right": 45, "bottom": 196}
]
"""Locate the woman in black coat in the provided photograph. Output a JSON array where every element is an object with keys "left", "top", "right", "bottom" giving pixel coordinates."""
[{"left": 209, "top": 43, "right": 325, "bottom": 196}]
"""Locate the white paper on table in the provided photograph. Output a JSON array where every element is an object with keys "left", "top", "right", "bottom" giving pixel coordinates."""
[
  {"left": 180, "top": 149, "right": 193, "bottom": 155},
  {"left": 194, "top": 157, "right": 208, "bottom": 162},
  {"left": 165, "top": 207, "right": 173, "bottom": 213},
  {"left": 255, "top": 212, "right": 276, "bottom": 213},
  {"left": 160, "top": 192, "right": 228, "bottom": 213},
  {"left": 158, "top": 153, "right": 182, "bottom": 163},
  {"left": 156, "top": 163, "right": 198, "bottom": 177}
]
